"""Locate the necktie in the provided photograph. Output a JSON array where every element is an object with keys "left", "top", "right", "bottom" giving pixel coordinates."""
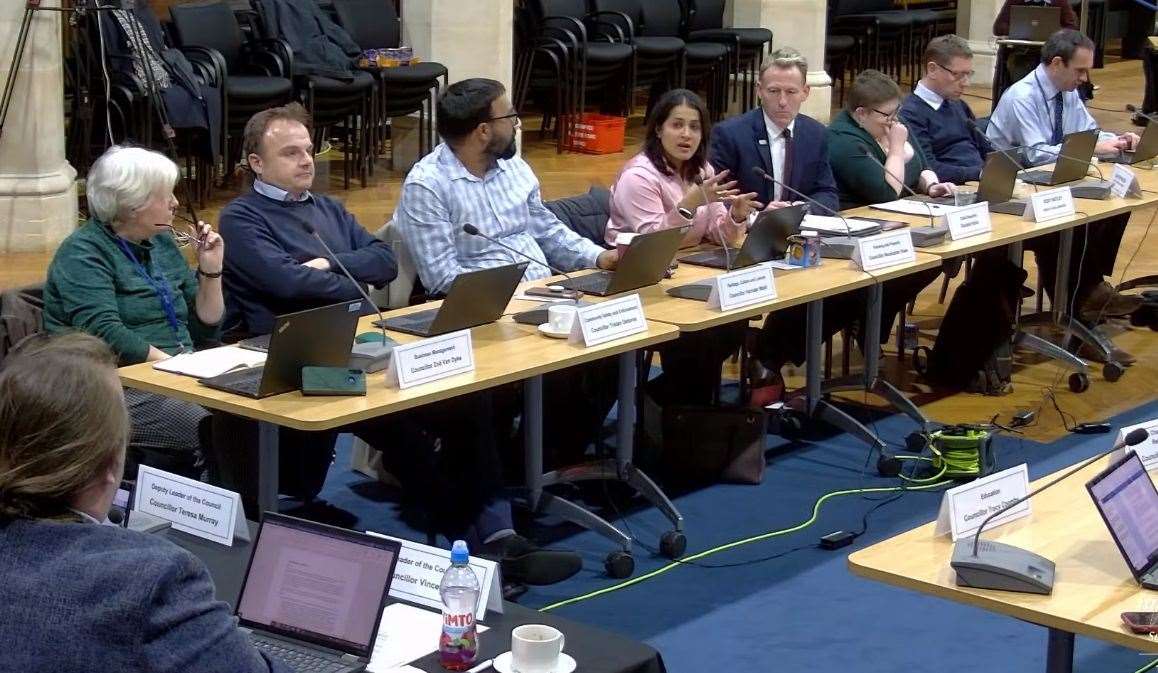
[
  {"left": 780, "top": 127, "right": 794, "bottom": 197},
  {"left": 1050, "top": 91, "right": 1064, "bottom": 145}
]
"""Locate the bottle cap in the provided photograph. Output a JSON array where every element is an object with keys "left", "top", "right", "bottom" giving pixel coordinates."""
[{"left": 450, "top": 539, "right": 470, "bottom": 564}]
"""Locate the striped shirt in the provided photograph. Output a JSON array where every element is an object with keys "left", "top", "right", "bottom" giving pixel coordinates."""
[{"left": 393, "top": 143, "right": 605, "bottom": 294}]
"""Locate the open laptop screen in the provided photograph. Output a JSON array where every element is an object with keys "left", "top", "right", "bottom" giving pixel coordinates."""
[
  {"left": 1088, "top": 452, "right": 1158, "bottom": 575},
  {"left": 236, "top": 514, "right": 400, "bottom": 656}
]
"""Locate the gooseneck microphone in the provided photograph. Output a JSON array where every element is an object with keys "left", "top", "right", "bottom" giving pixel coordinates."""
[
  {"left": 751, "top": 166, "right": 854, "bottom": 235},
  {"left": 951, "top": 427, "right": 1150, "bottom": 594},
  {"left": 855, "top": 143, "right": 939, "bottom": 229},
  {"left": 461, "top": 223, "right": 577, "bottom": 284},
  {"left": 694, "top": 174, "right": 734, "bottom": 270},
  {"left": 301, "top": 221, "right": 393, "bottom": 372}
]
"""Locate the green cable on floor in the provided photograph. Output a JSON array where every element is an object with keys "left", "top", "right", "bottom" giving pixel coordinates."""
[
  {"left": 1135, "top": 658, "right": 1158, "bottom": 673},
  {"left": 539, "top": 480, "right": 953, "bottom": 612}
]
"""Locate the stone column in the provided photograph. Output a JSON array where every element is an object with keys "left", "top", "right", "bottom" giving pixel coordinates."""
[
  {"left": 401, "top": 0, "right": 513, "bottom": 91},
  {"left": 957, "top": 0, "right": 1003, "bottom": 86},
  {"left": 726, "top": 0, "right": 833, "bottom": 121},
  {"left": 0, "top": 0, "right": 77, "bottom": 253}
]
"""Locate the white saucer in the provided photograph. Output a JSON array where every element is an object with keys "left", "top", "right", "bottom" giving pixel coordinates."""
[
  {"left": 537, "top": 323, "right": 570, "bottom": 339},
  {"left": 492, "top": 651, "right": 576, "bottom": 673}
]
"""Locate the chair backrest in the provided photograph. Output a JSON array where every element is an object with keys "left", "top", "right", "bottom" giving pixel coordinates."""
[
  {"left": 544, "top": 186, "right": 613, "bottom": 247},
  {"left": 373, "top": 220, "right": 418, "bottom": 309},
  {"left": 686, "top": 0, "right": 725, "bottom": 32},
  {"left": 0, "top": 285, "right": 44, "bottom": 366},
  {"left": 169, "top": 1, "right": 246, "bottom": 71},
  {"left": 533, "top": 0, "right": 591, "bottom": 21},
  {"left": 590, "top": 0, "right": 642, "bottom": 26},
  {"left": 831, "top": 0, "right": 895, "bottom": 16},
  {"left": 332, "top": 0, "right": 401, "bottom": 50},
  {"left": 641, "top": 0, "right": 684, "bottom": 37}
]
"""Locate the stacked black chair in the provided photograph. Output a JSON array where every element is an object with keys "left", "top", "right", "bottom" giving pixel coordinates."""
[
  {"left": 831, "top": 0, "right": 923, "bottom": 87},
  {"left": 682, "top": 0, "right": 771, "bottom": 111},
  {"left": 247, "top": 0, "right": 376, "bottom": 189},
  {"left": 168, "top": 1, "right": 294, "bottom": 182},
  {"left": 649, "top": 0, "right": 730, "bottom": 120},
  {"left": 331, "top": 0, "right": 449, "bottom": 169},
  {"left": 590, "top": 0, "right": 686, "bottom": 115}
]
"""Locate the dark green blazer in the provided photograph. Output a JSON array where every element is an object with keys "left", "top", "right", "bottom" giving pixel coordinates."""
[{"left": 826, "top": 109, "right": 931, "bottom": 210}]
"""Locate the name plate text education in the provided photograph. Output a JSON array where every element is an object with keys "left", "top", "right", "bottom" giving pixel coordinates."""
[
  {"left": 386, "top": 329, "right": 474, "bottom": 389},
  {"left": 1023, "top": 186, "right": 1075, "bottom": 223},
  {"left": 707, "top": 266, "right": 777, "bottom": 311},
  {"left": 570, "top": 293, "right": 647, "bottom": 346},
  {"left": 852, "top": 229, "right": 916, "bottom": 272},
  {"left": 941, "top": 202, "right": 992, "bottom": 241},
  {"left": 1111, "top": 164, "right": 1143, "bottom": 199},
  {"left": 1112, "top": 418, "right": 1158, "bottom": 469},
  {"left": 135, "top": 465, "right": 246, "bottom": 546},
  {"left": 365, "top": 532, "right": 501, "bottom": 620},
  {"left": 935, "top": 463, "right": 1031, "bottom": 541}
]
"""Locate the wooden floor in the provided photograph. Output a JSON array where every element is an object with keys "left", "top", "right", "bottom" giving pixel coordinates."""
[{"left": 9, "top": 59, "right": 1156, "bottom": 445}]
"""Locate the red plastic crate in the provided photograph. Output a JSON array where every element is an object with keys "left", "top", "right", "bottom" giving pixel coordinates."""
[{"left": 560, "top": 113, "right": 627, "bottom": 154}]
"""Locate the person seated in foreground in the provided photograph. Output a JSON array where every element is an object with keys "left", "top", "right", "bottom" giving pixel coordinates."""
[
  {"left": 604, "top": 88, "right": 755, "bottom": 406},
  {"left": 986, "top": 29, "right": 1142, "bottom": 335},
  {"left": 0, "top": 333, "right": 291, "bottom": 673},
  {"left": 219, "top": 102, "right": 580, "bottom": 589},
  {"left": 42, "top": 145, "right": 223, "bottom": 481}
]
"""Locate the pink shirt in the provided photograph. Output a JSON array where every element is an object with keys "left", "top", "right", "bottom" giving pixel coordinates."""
[{"left": 604, "top": 153, "right": 745, "bottom": 248}]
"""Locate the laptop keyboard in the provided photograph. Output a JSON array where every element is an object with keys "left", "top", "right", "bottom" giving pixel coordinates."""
[
  {"left": 563, "top": 272, "right": 613, "bottom": 295},
  {"left": 209, "top": 366, "right": 264, "bottom": 396},
  {"left": 251, "top": 637, "right": 349, "bottom": 672},
  {"left": 681, "top": 249, "right": 728, "bottom": 268}
]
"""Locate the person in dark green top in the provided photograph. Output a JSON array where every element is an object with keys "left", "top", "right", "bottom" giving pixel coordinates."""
[
  {"left": 44, "top": 145, "right": 224, "bottom": 478},
  {"left": 827, "top": 69, "right": 957, "bottom": 209}
]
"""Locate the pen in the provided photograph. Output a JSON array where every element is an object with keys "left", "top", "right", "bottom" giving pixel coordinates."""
[{"left": 466, "top": 659, "right": 493, "bottom": 673}]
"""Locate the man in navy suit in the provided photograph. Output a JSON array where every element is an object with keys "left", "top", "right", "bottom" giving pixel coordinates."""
[{"left": 709, "top": 47, "right": 839, "bottom": 213}]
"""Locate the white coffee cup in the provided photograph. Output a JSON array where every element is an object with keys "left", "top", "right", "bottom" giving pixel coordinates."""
[
  {"left": 510, "top": 624, "right": 565, "bottom": 673},
  {"left": 547, "top": 305, "right": 577, "bottom": 333}
]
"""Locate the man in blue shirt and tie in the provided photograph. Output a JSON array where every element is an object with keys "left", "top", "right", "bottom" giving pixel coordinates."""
[{"left": 986, "top": 29, "right": 1143, "bottom": 337}]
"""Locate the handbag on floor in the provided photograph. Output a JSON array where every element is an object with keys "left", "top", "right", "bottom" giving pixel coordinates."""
[{"left": 643, "top": 397, "right": 768, "bottom": 485}]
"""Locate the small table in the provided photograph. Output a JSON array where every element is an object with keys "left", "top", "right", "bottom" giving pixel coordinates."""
[{"left": 169, "top": 525, "right": 666, "bottom": 673}]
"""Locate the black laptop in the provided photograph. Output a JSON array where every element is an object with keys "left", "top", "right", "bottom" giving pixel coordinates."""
[
  {"left": 1020, "top": 129, "right": 1099, "bottom": 186},
  {"left": 552, "top": 226, "right": 687, "bottom": 297},
  {"left": 375, "top": 262, "right": 528, "bottom": 337},
  {"left": 1104, "top": 121, "right": 1158, "bottom": 165},
  {"left": 235, "top": 513, "right": 402, "bottom": 673},
  {"left": 1086, "top": 451, "right": 1158, "bottom": 590},
  {"left": 681, "top": 205, "right": 806, "bottom": 270},
  {"left": 919, "top": 150, "right": 1029, "bottom": 215},
  {"left": 1009, "top": 5, "right": 1061, "bottom": 41},
  {"left": 200, "top": 300, "right": 362, "bottom": 399}
]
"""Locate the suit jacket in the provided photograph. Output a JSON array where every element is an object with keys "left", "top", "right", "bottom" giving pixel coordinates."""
[
  {"left": 709, "top": 108, "right": 841, "bottom": 214},
  {"left": 0, "top": 517, "right": 289, "bottom": 673}
]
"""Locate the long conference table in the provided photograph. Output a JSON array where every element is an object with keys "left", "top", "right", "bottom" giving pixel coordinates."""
[
  {"left": 119, "top": 160, "right": 1158, "bottom": 572},
  {"left": 848, "top": 455, "right": 1158, "bottom": 673}
]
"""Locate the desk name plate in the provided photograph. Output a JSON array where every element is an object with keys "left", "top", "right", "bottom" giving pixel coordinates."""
[
  {"left": 570, "top": 293, "right": 647, "bottom": 346},
  {"left": 852, "top": 229, "right": 916, "bottom": 272},
  {"left": 365, "top": 532, "right": 501, "bottom": 620},
  {"left": 940, "top": 201, "right": 992, "bottom": 241},
  {"left": 1112, "top": 418, "right": 1158, "bottom": 470},
  {"left": 935, "top": 463, "right": 1031, "bottom": 541},
  {"left": 1111, "top": 164, "right": 1143, "bottom": 199},
  {"left": 707, "top": 265, "right": 777, "bottom": 311},
  {"left": 1023, "top": 186, "right": 1075, "bottom": 223},
  {"left": 134, "top": 465, "right": 247, "bottom": 546},
  {"left": 386, "top": 329, "right": 475, "bottom": 389}
]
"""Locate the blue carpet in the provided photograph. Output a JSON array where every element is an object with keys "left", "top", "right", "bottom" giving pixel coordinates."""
[{"left": 319, "top": 398, "right": 1158, "bottom": 673}]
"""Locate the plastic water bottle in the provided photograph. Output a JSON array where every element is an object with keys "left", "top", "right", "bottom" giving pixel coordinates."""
[{"left": 438, "top": 540, "right": 480, "bottom": 671}]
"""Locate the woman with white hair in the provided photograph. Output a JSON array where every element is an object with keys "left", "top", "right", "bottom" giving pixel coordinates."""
[{"left": 43, "top": 145, "right": 224, "bottom": 479}]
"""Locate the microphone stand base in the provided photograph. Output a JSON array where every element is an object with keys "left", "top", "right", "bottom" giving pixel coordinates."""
[
  {"left": 950, "top": 538, "right": 1056, "bottom": 595},
  {"left": 349, "top": 342, "right": 394, "bottom": 374}
]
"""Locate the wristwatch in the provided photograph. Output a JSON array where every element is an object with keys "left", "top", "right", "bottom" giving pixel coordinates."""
[
  {"left": 197, "top": 267, "right": 223, "bottom": 279},
  {"left": 677, "top": 206, "right": 695, "bottom": 221}
]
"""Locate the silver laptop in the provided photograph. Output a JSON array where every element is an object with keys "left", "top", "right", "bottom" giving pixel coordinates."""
[
  {"left": 235, "top": 513, "right": 402, "bottom": 672},
  {"left": 1009, "top": 5, "right": 1061, "bottom": 41},
  {"left": 1086, "top": 451, "right": 1158, "bottom": 590},
  {"left": 1104, "top": 121, "right": 1158, "bottom": 165}
]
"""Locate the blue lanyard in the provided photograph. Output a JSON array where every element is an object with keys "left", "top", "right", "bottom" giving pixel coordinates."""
[{"left": 115, "top": 238, "right": 188, "bottom": 353}]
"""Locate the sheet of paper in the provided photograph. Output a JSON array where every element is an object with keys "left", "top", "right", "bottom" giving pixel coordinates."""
[
  {"left": 801, "top": 214, "right": 881, "bottom": 235},
  {"left": 511, "top": 292, "right": 574, "bottom": 303},
  {"left": 367, "top": 603, "right": 489, "bottom": 673},
  {"left": 152, "top": 345, "right": 266, "bottom": 378},
  {"left": 869, "top": 199, "right": 963, "bottom": 217}
]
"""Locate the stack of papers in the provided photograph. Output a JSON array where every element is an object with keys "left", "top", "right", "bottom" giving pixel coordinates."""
[
  {"left": 368, "top": 603, "right": 489, "bottom": 673},
  {"left": 152, "top": 346, "right": 266, "bottom": 378},
  {"left": 801, "top": 214, "right": 882, "bottom": 236},
  {"left": 870, "top": 199, "right": 963, "bottom": 217}
]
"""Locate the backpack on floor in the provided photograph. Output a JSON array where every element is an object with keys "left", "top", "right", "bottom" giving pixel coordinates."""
[{"left": 916, "top": 258, "right": 1026, "bottom": 395}]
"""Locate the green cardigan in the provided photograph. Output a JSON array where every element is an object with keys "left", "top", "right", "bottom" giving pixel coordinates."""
[
  {"left": 44, "top": 218, "right": 220, "bottom": 365},
  {"left": 826, "top": 109, "right": 931, "bottom": 210}
]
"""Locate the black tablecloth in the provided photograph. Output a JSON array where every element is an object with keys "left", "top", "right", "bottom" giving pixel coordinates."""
[{"left": 168, "top": 526, "right": 665, "bottom": 673}]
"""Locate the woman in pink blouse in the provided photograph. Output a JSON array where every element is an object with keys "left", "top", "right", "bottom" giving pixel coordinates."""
[{"left": 604, "top": 89, "right": 757, "bottom": 408}]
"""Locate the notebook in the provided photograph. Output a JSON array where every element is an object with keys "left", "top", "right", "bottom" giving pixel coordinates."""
[{"left": 153, "top": 345, "right": 267, "bottom": 378}]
